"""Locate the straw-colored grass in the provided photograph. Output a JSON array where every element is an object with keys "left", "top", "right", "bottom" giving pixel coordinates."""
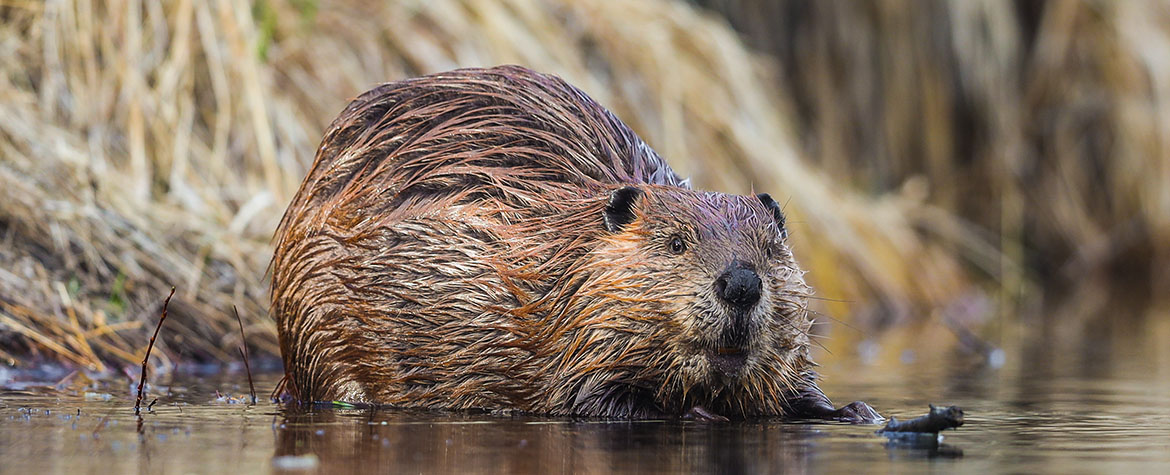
[
  {"left": 707, "top": 0, "right": 1170, "bottom": 305},
  {"left": 0, "top": 0, "right": 992, "bottom": 371}
]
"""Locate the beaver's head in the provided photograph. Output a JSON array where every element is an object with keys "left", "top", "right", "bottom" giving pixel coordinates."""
[{"left": 579, "top": 184, "right": 813, "bottom": 416}]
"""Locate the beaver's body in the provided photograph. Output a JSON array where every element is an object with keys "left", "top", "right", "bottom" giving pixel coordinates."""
[{"left": 271, "top": 66, "right": 877, "bottom": 421}]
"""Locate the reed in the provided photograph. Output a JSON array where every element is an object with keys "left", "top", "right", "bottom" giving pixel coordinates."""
[
  {"left": 8, "top": 0, "right": 1141, "bottom": 370},
  {"left": 704, "top": 0, "right": 1170, "bottom": 314}
]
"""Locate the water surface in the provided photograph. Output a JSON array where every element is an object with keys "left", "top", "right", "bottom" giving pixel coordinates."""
[{"left": 3, "top": 319, "right": 1170, "bottom": 473}]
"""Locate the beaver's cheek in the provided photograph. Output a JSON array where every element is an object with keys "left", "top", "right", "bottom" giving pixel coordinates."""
[
  {"left": 675, "top": 314, "right": 723, "bottom": 351},
  {"left": 667, "top": 352, "right": 712, "bottom": 388}
]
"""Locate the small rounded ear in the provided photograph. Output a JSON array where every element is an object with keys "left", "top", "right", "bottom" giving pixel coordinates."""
[
  {"left": 604, "top": 186, "right": 643, "bottom": 232},
  {"left": 756, "top": 193, "right": 787, "bottom": 235}
]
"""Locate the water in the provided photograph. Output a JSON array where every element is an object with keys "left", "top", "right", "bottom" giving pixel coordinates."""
[{"left": 3, "top": 321, "right": 1170, "bottom": 473}]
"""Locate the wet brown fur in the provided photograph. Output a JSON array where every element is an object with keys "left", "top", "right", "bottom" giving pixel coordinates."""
[{"left": 271, "top": 66, "right": 832, "bottom": 418}]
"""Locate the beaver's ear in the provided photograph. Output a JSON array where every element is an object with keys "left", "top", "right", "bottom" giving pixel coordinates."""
[
  {"left": 604, "top": 186, "right": 643, "bottom": 232},
  {"left": 756, "top": 193, "right": 787, "bottom": 236}
]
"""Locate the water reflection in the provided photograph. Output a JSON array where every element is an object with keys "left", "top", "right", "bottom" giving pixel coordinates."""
[
  {"left": 882, "top": 438, "right": 965, "bottom": 459},
  {"left": 273, "top": 408, "right": 834, "bottom": 473}
]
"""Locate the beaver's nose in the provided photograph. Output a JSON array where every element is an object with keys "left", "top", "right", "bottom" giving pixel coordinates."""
[{"left": 714, "top": 261, "right": 762, "bottom": 311}]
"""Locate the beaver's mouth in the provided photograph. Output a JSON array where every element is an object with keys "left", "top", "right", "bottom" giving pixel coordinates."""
[{"left": 707, "top": 347, "right": 748, "bottom": 377}]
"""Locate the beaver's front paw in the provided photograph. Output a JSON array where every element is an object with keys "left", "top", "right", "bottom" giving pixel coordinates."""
[
  {"left": 829, "top": 401, "right": 883, "bottom": 424},
  {"left": 682, "top": 405, "right": 729, "bottom": 422}
]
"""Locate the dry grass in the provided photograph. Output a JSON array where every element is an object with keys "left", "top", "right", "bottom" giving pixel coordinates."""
[
  {"left": 0, "top": 0, "right": 1037, "bottom": 371},
  {"left": 707, "top": 0, "right": 1170, "bottom": 311}
]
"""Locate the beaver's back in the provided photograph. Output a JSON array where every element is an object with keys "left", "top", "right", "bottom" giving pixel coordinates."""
[
  {"left": 281, "top": 65, "right": 684, "bottom": 223},
  {"left": 271, "top": 66, "right": 687, "bottom": 404}
]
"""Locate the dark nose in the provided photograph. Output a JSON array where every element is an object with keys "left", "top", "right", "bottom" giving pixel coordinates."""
[{"left": 714, "top": 261, "right": 762, "bottom": 311}]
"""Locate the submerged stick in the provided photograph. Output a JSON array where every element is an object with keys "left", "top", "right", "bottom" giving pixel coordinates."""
[
  {"left": 233, "top": 305, "right": 257, "bottom": 404},
  {"left": 877, "top": 404, "right": 964, "bottom": 434},
  {"left": 135, "top": 287, "right": 175, "bottom": 416}
]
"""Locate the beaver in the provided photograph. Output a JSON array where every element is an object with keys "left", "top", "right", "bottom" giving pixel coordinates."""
[{"left": 270, "top": 65, "right": 879, "bottom": 422}]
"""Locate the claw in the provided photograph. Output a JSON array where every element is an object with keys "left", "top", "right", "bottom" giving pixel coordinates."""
[{"left": 682, "top": 405, "right": 730, "bottom": 422}]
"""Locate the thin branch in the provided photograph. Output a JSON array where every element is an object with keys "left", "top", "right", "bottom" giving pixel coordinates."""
[
  {"left": 233, "top": 305, "right": 257, "bottom": 404},
  {"left": 135, "top": 287, "right": 175, "bottom": 416}
]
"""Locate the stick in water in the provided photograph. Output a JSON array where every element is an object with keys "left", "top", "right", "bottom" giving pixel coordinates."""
[
  {"left": 877, "top": 404, "right": 965, "bottom": 434},
  {"left": 135, "top": 287, "right": 175, "bottom": 416},
  {"left": 233, "top": 305, "right": 257, "bottom": 404}
]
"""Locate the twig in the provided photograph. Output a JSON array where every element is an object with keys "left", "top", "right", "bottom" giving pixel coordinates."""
[
  {"left": 135, "top": 287, "right": 175, "bottom": 416},
  {"left": 233, "top": 305, "right": 257, "bottom": 404},
  {"left": 877, "top": 405, "right": 965, "bottom": 434}
]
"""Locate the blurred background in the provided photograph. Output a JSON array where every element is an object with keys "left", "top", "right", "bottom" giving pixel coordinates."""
[{"left": 1, "top": 0, "right": 1168, "bottom": 376}]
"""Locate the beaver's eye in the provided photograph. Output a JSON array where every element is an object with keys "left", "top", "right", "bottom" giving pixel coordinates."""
[{"left": 668, "top": 235, "right": 686, "bottom": 255}]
